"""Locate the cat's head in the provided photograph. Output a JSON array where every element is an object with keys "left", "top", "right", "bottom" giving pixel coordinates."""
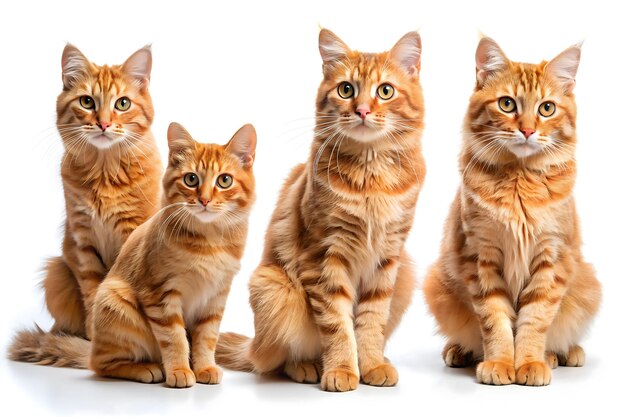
[
  {"left": 56, "top": 44, "right": 153, "bottom": 151},
  {"left": 163, "top": 122, "right": 256, "bottom": 225},
  {"left": 315, "top": 29, "right": 424, "bottom": 144},
  {"left": 467, "top": 37, "right": 581, "bottom": 162}
]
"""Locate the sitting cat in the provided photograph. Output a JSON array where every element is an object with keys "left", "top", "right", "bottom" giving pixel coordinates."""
[
  {"left": 11, "top": 122, "right": 257, "bottom": 388},
  {"left": 423, "top": 37, "right": 601, "bottom": 386},
  {"left": 216, "top": 29, "right": 425, "bottom": 392}
]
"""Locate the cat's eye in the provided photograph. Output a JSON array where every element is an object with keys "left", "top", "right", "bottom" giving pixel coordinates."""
[
  {"left": 377, "top": 84, "right": 394, "bottom": 100},
  {"left": 79, "top": 96, "right": 95, "bottom": 110},
  {"left": 538, "top": 101, "right": 556, "bottom": 117},
  {"left": 498, "top": 97, "right": 517, "bottom": 113},
  {"left": 183, "top": 173, "right": 199, "bottom": 187},
  {"left": 216, "top": 173, "right": 233, "bottom": 189},
  {"left": 115, "top": 97, "right": 131, "bottom": 111},
  {"left": 337, "top": 82, "right": 355, "bottom": 99}
]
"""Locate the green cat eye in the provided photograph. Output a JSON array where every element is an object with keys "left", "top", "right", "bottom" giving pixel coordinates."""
[
  {"left": 79, "top": 96, "right": 95, "bottom": 110},
  {"left": 538, "top": 101, "right": 556, "bottom": 117},
  {"left": 337, "top": 82, "right": 355, "bottom": 99},
  {"left": 183, "top": 172, "right": 199, "bottom": 187},
  {"left": 115, "top": 97, "right": 131, "bottom": 111},
  {"left": 216, "top": 173, "right": 233, "bottom": 189},
  {"left": 377, "top": 83, "right": 394, "bottom": 100},
  {"left": 498, "top": 96, "right": 516, "bottom": 113}
]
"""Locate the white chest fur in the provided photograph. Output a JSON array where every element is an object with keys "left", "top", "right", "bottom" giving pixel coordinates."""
[
  {"left": 169, "top": 251, "right": 240, "bottom": 327},
  {"left": 90, "top": 213, "right": 122, "bottom": 269}
]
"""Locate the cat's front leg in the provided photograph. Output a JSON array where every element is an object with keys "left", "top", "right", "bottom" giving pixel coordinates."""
[
  {"left": 145, "top": 290, "right": 195, "bottom": 388},
  {"left": 190, "top": 287, "right": 230, "bottom": 385},
  {"left": 356, "top": 257, "right": 398, "bottom": 387},
  {"left": 514, "top": 247, "right": 567, "bottom": 386},
  {"left": 472, "top": 247, "right": 516, "bottom": 385},
  {"left": 302, "top": 255, "right": 359, "bottom": 392}
]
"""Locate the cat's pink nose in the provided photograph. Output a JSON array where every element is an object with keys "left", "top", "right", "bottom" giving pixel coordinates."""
[
  {"left": 199, "top": 198, "right": 210, "bottom": 207},
  {"left": 356, "top": 105, "right": 371, "bottom": 120},
  {"left": 520, "top": 128, "right": 535, "bottom": 139},
  {"left": 98, "top": 121, "right": 111, "bottom": 132}
]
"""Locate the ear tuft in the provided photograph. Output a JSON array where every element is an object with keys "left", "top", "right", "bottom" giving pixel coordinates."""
[
  {"left": 167, "top": 122, "right": 195, "bottom": 162},
  {"left": 226, "top": 124, "right": 257, "bottom": 168},
  {"left": 389, "top": 31, "right": 422, "bottom": 76},
  {"left": 319, "top": 29, "right": 351, "bottom": 66},
  {"left": 545, "top": 44, "right": 581, "bottom": 94},
  {"left": 61, "top": 44, "right": 90, "bottom": 89},
  {"left": 475, "top": 37, "right": 508, "bottom": 86},
  {"left": 122, "top": 45, "right": 152, "bottom": 84}
]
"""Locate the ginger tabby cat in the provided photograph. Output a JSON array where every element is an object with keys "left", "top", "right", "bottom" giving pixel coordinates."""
[
  {"left": 423, "top": 37, "right": 601, "bottom": 386},
  {"left": 216, "top": 29, "right": 425, "bottom": 392},
  {"left": 46, "top": 44, "right": 162, "bottom": 339},
  {"left": 10, "top": 122, "right": 256, "bottom": 388}
]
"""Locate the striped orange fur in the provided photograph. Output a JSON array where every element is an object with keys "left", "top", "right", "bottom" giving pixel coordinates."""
[
  {"left": 423, "top": 37, "right": 601, "bottom": 386},
  {"left": 216, "top": 29, "right": 425, "bottom": 392},
  {"left": 45, "top": 44, "right": 162, "bottom": 339},
  {"left": 10, "top": 123, "right": 257, "bottom": 389}
]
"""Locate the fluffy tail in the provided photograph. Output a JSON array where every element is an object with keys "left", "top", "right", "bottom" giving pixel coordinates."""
[
  {"left": 215, "top": 332, "right": 254, "bottom": 372},
  {"left": 8, "top": 325, "right": 90, "bottom": 368}
]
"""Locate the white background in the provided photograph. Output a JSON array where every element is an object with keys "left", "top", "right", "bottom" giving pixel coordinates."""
[{"left": 1, "top": 0, "right": 624, "bottom": 415}]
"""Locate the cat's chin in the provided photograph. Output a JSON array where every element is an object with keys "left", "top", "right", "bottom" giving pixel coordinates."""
[
  {"left": 507, "top": 142, "right": 543, "bottom": 159},
  {"left": 88, "top": 134, "right": 121, "bottom": 150},
  {"left": 346, "top": 125, "right": 386, "bottom": 143},
  {"left": 192, "top": 210, "right": 222, "bottom": 224}
]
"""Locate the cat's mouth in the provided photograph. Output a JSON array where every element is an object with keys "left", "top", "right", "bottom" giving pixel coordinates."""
[
  {"left": 189, "top": 206, "right": 223, "bottom": 223},
  {"left": 347, "top": 120, "right": 386, "bottom": 143},
  {"left": 507, "top": 135, "right": 543, "bottom": 158},
  {"left": 88, "top": 132, "right": 122, "bottom": 150}
]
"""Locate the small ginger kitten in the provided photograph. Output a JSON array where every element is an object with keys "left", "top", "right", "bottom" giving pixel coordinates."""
[
  {"left": 10, "top": 122, "right": 256, "bottom": 388},
  {"left": 424, "top": 37, "right": 601, "bottom": 386},
  {"left": 216, "top": 29, "right": 425, "bottom": 392},
  {"left": 46, "top": 44, "right": 163, "bottom": 339}
]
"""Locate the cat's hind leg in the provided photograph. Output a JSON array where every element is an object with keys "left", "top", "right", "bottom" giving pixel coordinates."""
[
  {"left": 44, "top": 256, "right": 86, "bottom": 337},
  {"left": 546, "top": 261, "right": 600, "bottom": 368},
  {"left": 89, "top": 277, "right": 162, "bottom": 384},
  {"left": 217, "top": 264, "right": 321, "bottom": 382},
  {"left": 423, "top": 261, "right": 483, "bottom": 367}
]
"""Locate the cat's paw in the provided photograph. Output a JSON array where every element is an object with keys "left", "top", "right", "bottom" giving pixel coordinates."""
[
  {"left": 516, "top": 361, "right": 552, "bottom": 386},
  {"left": 136, "top": 363, "right": 164, "bottom": 383},
  {"left": 558, "top": 345, "right": 585, "bottom": 367},
  {"left": 320, "top": 368, "right": 359, "bottom": 392},
  {"left": 166, "top": 368, "right": 196, "bottom": 388},
  {"left": 284, "top": 361, "right": 321, "bottom": 384},
  {"left": 476, "top": 360, "right": 515, "bottom": 385},
  {"left": 545, "top": 352, "right": 559, "bottom": 369},
  {"left": 361, "top": 362, "right": 398, "bottom": 387},
  {"left": 443, "top": 343, "right": 474, "bottom": 368},
  {"left": 195, "top": 365, "right": 223, "bottom": 385}
]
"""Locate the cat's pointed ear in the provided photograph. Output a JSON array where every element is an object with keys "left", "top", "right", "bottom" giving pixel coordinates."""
[
  {"left": 390, "top": 31, "right": 422, "bottom": 77},
  {"left": 167, "top": 122, "right": 196, "bottom": 163},
  {"left": 319, "top": 29, "right": 351, "bottom": 67},
  {"left": 61, "top": 44, "right": 90, "bottom": 90},
  {"left": 545, "top": 43, "right": 581, "bottom": 94},
  {"left": 122, "top": 45, "right": 152, "bottom": 85},
  {"left": 475, "top": 37, "right": 509, "bottom": 86},
  {"left": 226, "top": 124, "right": 257, "bottom": 168}
]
